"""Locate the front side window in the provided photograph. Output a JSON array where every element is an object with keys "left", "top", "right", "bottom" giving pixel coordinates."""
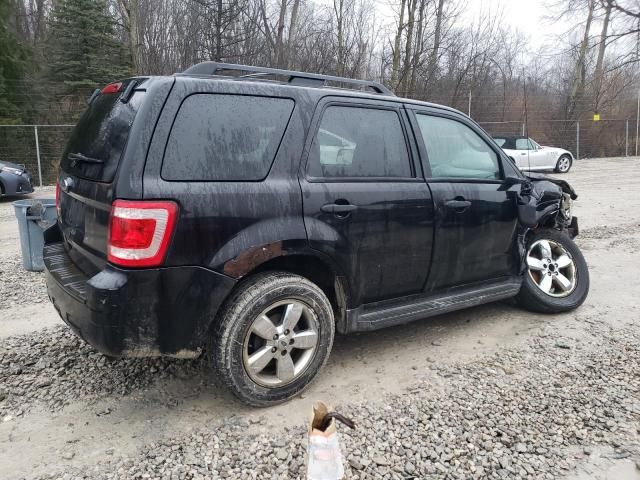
[
  {"left": 162, "top": 94, "right": 294, "bottom": 181},
  {"left": 515, "top": 138, "right": 530, "bottom": 150},
  {"left": 415, "top": 114, "right": 501, "bottom": 180},
  {"left": 308, "top": 106, "right": 412, "bottom": 178}
]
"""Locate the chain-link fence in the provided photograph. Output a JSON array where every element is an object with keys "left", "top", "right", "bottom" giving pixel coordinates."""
[
  {"left": 0, "top": 125, "right": 74, "bottom": 186},
  {"left": 0, "top": 118, "right": 638, "bottom": 187},
  {"left": 479, "top": 119, "right": 639, "bottom": 160}
]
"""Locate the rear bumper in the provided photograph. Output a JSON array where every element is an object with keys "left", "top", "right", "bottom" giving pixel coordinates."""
[{"left": 44, "top": 236, "right": 236, "bottom": 357}]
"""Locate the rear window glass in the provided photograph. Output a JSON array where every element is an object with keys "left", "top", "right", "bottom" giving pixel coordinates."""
[
  {"left": 162, "top": 94, "right": 294, "bottom": 181},
  {"left": 61, "top": 80, "right": 144, "bottom": 182}
]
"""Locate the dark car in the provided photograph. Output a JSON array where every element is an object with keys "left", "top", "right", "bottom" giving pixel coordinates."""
[
  {"left": 44, "top": 63, "right": 589, "bottom": 406},
  {"left": 0, "top": 160, "right": 34, "bottom": 196}
]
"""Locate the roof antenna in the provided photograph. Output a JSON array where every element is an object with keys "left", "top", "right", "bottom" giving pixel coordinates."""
[{"left": 522, "top": 68, "right": 531, "bottom": 172}]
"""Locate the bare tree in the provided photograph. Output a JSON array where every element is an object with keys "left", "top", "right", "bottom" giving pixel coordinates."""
[
  {"left": 117, "top": 0, "right": 142, "bottom": 72},
  {"left": 390, "top": 0, "right": 406, "bottom": 88}
]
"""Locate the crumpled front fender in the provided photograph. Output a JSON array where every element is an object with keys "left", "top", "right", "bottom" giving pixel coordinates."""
[
  {"left": 516, "top": 172, "right": 577, "bottom": 229},
  {"left": 513, "top": 173, "right": 579, "bottom": 272}
]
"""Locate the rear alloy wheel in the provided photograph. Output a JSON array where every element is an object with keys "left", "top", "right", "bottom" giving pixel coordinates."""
[
  {"left": 555, "top": 154, "right": 572, "bottom": 173},
  {"left": 243, "top": 300, "right": 320, "bottom": 388},
  {"left": 211, "top": 272, "right": 334, "bottom": 406},
  {"left": 516, "top": 229, "right": 589, "bottom": 313}
]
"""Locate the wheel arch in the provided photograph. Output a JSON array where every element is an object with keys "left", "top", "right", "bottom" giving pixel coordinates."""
[{"left": 222, "top": 251, "right": 351, "bottom": 334}]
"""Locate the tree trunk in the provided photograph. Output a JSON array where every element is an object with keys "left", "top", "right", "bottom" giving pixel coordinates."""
[
  {"left": 409, "top": 0, "right": 426, "bottom": 96},
  {"left": 260, "top": 0, "right": 276, "bottom": 55},
  {"left": 400, "top": 0, "right": 417, "bottom": 96},
  {"left": 426, "top": 0, "right": 445, "bottom": 88},
  {"left": 568, "top": 0, "right": 595, "bottom": 117},
  {"left": 334, "top": 0, "right": 345, "bottom": 76},
  {"left": 593, "top": 0, "right": 612, "bottom": 111},
  {"left": 118, "top": 0, "right": 141, "bottom": 73},
  {"left": 275, "top": 0, "right": 287, "bottom": 68},
  {"left": 215, "top": 0, "right": 224, "bottom": 61},
  {"left": 287, "top": 0, "right": 301, "bottom": 68},
  {"left": 390, "top": 0, "right": 406, "bottom": 89}
]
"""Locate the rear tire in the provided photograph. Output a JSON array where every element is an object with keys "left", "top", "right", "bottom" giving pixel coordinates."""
[
  {"left": 210, "top": 271, "right": 335, "bottom": 406},
  {"left": 555, "top": 154, "right": 572, "bottom": 173},
  {"left": 516, "top": 229, "right": 589, "bottom": 314}
]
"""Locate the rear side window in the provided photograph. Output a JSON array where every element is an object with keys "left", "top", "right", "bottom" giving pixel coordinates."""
[
  {"left": 162, "top": 94, "right": 294, "bottom": 181},
  {"left": 61, "top": 80, "right": 144, "bottom": 182},
  {"left": 308, "top": 106, "right": 412, "bottom": 178}
]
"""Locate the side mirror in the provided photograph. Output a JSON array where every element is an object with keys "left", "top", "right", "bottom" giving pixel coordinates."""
[{"left": 504, "top": 175, "right": 525, "bottom": 187}]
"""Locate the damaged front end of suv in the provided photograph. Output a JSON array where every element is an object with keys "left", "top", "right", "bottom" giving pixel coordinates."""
[{"left": 510, "top": 172, "right": 580, "bottom": 272}]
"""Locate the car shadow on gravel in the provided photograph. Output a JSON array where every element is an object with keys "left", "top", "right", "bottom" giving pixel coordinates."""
[{"left": 0, "top": 300, "right": 541, "bottom": 419}]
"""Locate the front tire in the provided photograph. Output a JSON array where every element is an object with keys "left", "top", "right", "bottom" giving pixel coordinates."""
[
  {"left": 516, "top": 229, "right": 589, "bottom": 314},
  {"left": 211, "top": 271, "right": 335, "bottom": 406},
  {"left": 555, "top": 154, "right": 572, "bottom": 173}
]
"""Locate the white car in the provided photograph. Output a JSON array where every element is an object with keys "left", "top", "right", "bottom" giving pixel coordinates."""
[{"left": 492, "top": 135, "right": 574, "bottom": 173}]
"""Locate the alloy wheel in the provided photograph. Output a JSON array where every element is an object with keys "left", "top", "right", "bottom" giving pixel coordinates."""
[
  {"left": 558, "top": 156, "right": 571, "bottom": 172},
  {"left": 242, "top": 300, "right": 319, "bottom": 388},
  {"left": 526, "top": 239, "right": 577, "bottom": 298}
]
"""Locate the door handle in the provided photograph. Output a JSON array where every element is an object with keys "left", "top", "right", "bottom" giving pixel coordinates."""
[
  {"left": 520, "top": 152, "right": 527, "bottom": 155},
  {"left": 444, "top": 199, "right": 471, "bottom": 211},
  {"left": 321, "top": 203, "right": 358, "bottom": 214}
]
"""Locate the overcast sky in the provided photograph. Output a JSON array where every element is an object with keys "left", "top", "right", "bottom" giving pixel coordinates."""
[{"left": 371, "top": 0, "right": 579, "bottom": 51}]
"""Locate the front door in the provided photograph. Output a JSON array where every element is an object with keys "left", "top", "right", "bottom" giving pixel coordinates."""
[
  {"left": 299, "top": 99, "right": 434, "bottom": 306},
  {"left": 410, "top": 108, "right": 519, "bottom": 292}
]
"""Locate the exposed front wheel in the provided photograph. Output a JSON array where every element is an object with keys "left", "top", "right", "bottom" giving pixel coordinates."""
[
  {"left": 211, "top": 272, "right": 335, "bottom": 406},
  {"left": 555, "top": 154, "right": 572, "bottom": 173},
  {"left": 516, "top": 229, "right": 589, "bottom": 313}
]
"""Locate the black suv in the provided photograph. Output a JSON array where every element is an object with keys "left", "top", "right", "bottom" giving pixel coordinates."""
[{"left": 44, "top": 63, "right": 589, "bottom": 406}]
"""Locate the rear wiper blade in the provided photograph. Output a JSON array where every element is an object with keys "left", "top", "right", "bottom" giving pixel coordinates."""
[{"left": 68, "top": 153, "right": 104, "bottom": 164}]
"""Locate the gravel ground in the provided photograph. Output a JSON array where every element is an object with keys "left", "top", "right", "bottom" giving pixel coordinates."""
[
  {"left": 25, "top": 310, "right": 640, "bottom": 480},
  {"left": 0, "top": 326, "right": 209, "bottom": 417},
  {"left": 0, "top": 255, "right": 47, "bottom": 310},
  {"left": 2, "top": 160, "right": 640, "bottom": 479}
]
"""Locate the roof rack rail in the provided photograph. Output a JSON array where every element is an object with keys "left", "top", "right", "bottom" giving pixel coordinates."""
[{"left": 179, "top": 62, "right": 394, "bottom": 96}]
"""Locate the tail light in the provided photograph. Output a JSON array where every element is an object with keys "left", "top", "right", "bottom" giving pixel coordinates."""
[
  {"left": 107, "top": 200, "right": 178, "bottom": 267},
  {"left": 55, "top": 180, "right": 60, "bottom": 209}
]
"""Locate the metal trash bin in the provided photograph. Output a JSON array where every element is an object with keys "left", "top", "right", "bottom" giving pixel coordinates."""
[{"left": 13, "top": 199, "right": 57, "bottom": 272}]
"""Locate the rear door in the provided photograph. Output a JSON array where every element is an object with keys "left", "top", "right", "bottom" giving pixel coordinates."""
[
  {"left": 57, "top": 78, "right": 168, "bottom": 270},
  {"left": 299, "top": 97, "right": 434, "bottom": 306},
  {"left": 409, "top": 108, "right": 519, "bottom": 291}
]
